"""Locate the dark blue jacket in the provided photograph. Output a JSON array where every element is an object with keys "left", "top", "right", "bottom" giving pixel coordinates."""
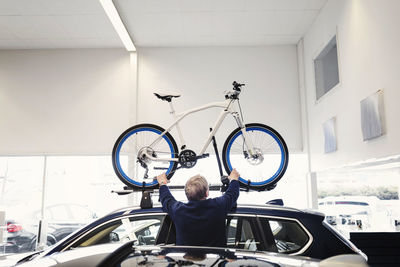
[{"left": 159, "top": 180, "right": 239, "bottom": 247}]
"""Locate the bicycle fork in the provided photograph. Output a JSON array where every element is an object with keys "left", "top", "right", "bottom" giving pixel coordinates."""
[
  {"left": 233, "top": 114, "right": 254, "bottom": 154},
  {"left": 232, "top": 113, "right": 264, "bottom": 163}
]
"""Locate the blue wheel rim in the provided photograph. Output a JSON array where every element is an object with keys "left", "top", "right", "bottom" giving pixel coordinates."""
[
  {"left": 226, "top": 126, "right": 286, "bottom": 186},
  {"left": 115, "top": 127, "right": 175, "bottom": 187}
]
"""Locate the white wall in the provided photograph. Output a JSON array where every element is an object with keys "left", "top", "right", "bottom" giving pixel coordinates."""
[
  {"left": 0, "top": 49, "right": 133, "bottom": 155},
  {"left": 302, "top": 0, "right": 400, "bottom": 171},
  {"left": 0, "top": 46, "right": 302, "bottom": 157},
  {"left": 137, "top": 46, "right": 302, "bottom": 153}
]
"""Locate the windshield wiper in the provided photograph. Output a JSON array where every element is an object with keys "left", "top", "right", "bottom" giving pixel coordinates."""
[{"left": 16, "top": 251, "right": 43, "bottom": 264}]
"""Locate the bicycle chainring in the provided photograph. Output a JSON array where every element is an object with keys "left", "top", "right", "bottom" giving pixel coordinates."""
[{"left": 178, "top": 149, "right": 197, "bottom": 168}]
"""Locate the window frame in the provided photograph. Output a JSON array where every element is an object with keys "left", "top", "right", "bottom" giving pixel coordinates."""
[
  {"left": 226, "top": 214, "right": 266, "bottom": 251},
  {"left": 60, "top": 213, "right": 166, "bottom": 252},
  {"left": 313, "top": 32, "right": 342, "bottom": 103},
  {"left": 257, "top": 215, "right": 313, "bottom": 256}
]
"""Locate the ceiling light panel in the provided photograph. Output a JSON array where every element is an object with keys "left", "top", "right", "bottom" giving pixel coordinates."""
[{"left": 99, "top": 0, "right": 136, "bottom": 51}]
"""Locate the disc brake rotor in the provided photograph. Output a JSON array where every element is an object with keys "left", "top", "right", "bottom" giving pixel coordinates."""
[{"left": 246, "top": 148, "right": 264, "bottom": 166}]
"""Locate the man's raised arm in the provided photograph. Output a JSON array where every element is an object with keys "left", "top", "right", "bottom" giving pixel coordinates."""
[
  {"left": 157, "top": 173, "right": 176, "bottom": 213},
  {"left": 218, "top": 169, "right": 240, "bottom": 211}
]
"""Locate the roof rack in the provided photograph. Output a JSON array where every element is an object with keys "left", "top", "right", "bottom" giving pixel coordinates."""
[{"left": 111, "top": 183, "right": 231, "bottom": 209}]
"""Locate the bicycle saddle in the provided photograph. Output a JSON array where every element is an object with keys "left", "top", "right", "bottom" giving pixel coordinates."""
[{"left": 154, "top": 93, "right": 181, "bottom": 102}]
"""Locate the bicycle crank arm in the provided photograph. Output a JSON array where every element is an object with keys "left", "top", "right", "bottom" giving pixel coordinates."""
[{"left": 196, "top": 153, "right": 209, "bottom": 159}]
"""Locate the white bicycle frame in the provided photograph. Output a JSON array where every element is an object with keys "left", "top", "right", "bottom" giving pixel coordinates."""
[{"left": 145, "top": 97, "right": 256, "bottom": 162}]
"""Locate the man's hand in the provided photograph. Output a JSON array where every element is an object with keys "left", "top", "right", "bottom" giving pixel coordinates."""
[
  {"left": 157, "top": 173, "right": 168, "bottom": 186},
  {"left": 229, "top": 169, "right": 239, "bottom": 181}
]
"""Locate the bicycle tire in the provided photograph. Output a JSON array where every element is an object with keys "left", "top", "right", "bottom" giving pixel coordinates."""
[
  {"left": 222, "top": 123, "right": 289, "bottom": 190},
  {"left": 112, "top": 123, "right": 179, "bottom": 189}
]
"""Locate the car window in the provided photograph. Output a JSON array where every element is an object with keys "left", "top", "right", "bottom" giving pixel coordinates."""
[
  {"left": 68, "top": 214, "right": 165, "bottom": 249},
  {"left": 226, "top": 216, "right": 259, "bottom": 251},
  {"left": 259, "top": 217, "right": 309, "bottom": 254}
]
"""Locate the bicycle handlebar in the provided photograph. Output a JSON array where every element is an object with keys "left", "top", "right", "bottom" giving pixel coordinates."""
[
  {"left": 225, "top": 81, "right": 245, "bottom": 100},
  {"left": 232, "top": 81, "right": 245, "bottom": 91}
]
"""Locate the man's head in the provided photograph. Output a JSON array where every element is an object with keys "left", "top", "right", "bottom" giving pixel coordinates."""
[{"left": 185, "top": 174, "right": 209, "bottom": 201}]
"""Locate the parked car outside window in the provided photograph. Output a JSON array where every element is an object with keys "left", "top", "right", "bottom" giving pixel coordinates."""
[
  {"left": 318, "top": 196, "right": 394, "bottom": 236},
  {"left": 1, "top": 203, "right": 97, "bottom": 254}
]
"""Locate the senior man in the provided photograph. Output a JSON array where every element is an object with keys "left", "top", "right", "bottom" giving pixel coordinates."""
[{"left": 157, "top": 169, "right": 240, "bottom": 247}]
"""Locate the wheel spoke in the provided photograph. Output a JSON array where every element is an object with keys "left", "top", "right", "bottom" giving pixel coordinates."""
[
  {"left": 223, "top": 124, "right": 288, "bottom": 189},
  {"left": 113, "top": 125, "right": 178, "bottom": 188}
]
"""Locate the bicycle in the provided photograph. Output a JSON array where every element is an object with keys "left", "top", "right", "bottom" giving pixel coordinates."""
[{"left": 112, "top": 81, "right": 288, "bottom": 191}]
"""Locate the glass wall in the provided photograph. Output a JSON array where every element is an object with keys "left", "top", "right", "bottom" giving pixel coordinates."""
[
  {"left": 0, "top": 157, "right": 43, "bottom": 254},
  {"left": 0, "top": 156, "right": 129, "bottom": 254},
  {"left": 317, "top": 156, "right": 400, "bottom": 238}
]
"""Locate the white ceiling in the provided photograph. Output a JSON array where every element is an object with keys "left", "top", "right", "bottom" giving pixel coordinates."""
[
  {"left": 0, "top": 0, "right": 327, "bottom": 50},
  {"left": 0, "top": 0, "right": 122, "bottom": 49}
]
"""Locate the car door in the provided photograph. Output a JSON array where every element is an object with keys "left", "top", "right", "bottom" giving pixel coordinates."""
[{"left": 225, "top": 215, "right": 266, "bottom": 251}]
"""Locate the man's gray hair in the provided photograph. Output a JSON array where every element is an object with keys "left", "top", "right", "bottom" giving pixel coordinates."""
[{"left": 185, "top": 174, "right": 209, "bottom": 201}]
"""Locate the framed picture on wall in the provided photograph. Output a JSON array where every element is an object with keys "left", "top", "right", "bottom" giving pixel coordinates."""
[
  {"left": 323, "top": 117, "right": 337, "bottom": 153},
  {"left": 360, "top": 90, "right": 385, "bottom": 141}
]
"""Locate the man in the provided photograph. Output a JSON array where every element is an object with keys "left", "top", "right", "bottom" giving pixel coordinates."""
[{"left": 157, "top": 169, "right": 240, "bottom": 247}]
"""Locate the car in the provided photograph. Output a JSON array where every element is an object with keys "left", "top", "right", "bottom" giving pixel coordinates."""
[
  {"left": 0, "top": 204, "right": 97, "bottom": 254},
  {"left": 14, "top": 241, "right": 368, "bottom": 267},
  {"left": 2, "top": 220, "right": 85, "bottom": 254},
  {"left": 318, "top": 196, "right": 394, "bottom": 235},
  {"left": 2, "top": 202, "right": 366, "bottom": 266}
]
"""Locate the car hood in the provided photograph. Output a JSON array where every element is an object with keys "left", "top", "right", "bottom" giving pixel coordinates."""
[
  {"left": 15, "top": 243, "right": 120, "bottom": 267},
  {"left": 0, "top": 251, "right": 38, "bottom": 267}
]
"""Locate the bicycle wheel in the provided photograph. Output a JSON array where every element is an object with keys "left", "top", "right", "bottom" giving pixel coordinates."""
[
  {"left": 112, "top": 124, "right": 179, "bottom": 189},
  {"left": 222, "top": 123, "right": 289, "bottom": 190}
]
